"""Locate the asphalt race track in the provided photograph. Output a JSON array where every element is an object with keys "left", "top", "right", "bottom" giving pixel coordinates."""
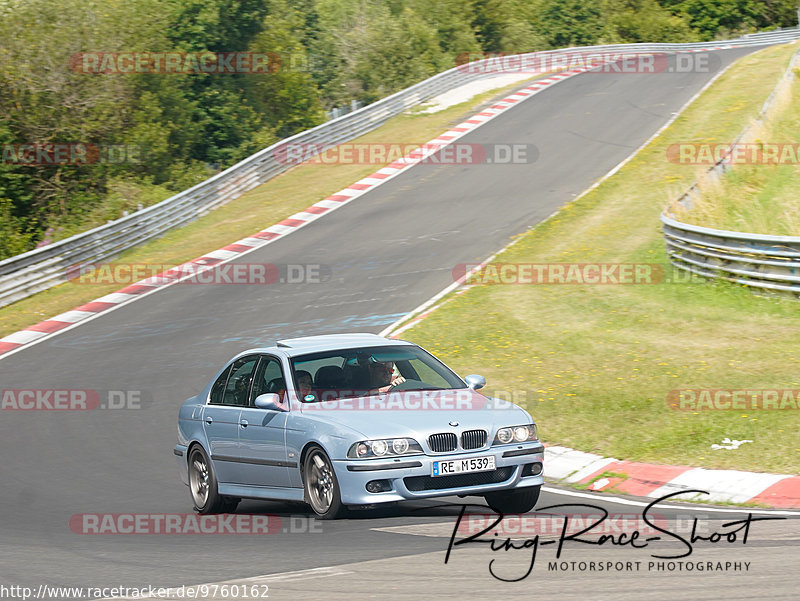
[{"left": 1, "top": 47, "right": 798, "bottom": 599}]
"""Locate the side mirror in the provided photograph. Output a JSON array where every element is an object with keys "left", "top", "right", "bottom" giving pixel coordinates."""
[
  {"left": 254, "top": 393, "right": 283, "bottom": 411},
  {"left": 464, "top": 374, "right": 486, "bottom": 390}
]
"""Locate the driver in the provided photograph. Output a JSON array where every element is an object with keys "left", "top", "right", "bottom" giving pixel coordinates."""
[{"left": 368, "top": 360, "right": 405, "bottom": 393}]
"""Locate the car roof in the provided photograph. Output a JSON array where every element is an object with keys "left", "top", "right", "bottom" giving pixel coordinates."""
[{"left": 241, "top": 333, "right": 413, "bottom": 358}]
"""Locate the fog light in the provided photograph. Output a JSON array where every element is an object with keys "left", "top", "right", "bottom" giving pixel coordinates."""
[
  {"left": 366, "top": 479, "right": 391, "bottom": 493},
  {"left": 522, "top": 462, "right": 543, "bottom": 477}
]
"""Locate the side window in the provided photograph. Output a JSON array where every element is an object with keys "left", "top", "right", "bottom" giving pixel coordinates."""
[
  {"left": 251, "top": 356, "right": 286, "bottom": 403},
  {"left": 222, "top": 356, "right": 259, "bottom": 406},
  {"left": 209, "top": 365, "right": 232, "bottom": 405}
]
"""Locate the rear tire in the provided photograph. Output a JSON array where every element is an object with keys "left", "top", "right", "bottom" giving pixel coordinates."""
[
  {"left": 189, "top": 446, "right": 227, "bottom": 514},
  {"left": 484, "top": 485, "right": 540, "bottom": 514}
]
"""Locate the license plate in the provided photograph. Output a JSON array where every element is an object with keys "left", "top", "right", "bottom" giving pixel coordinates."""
[{"left": 432, "top": 455, "right": 495, "bottom": 476}]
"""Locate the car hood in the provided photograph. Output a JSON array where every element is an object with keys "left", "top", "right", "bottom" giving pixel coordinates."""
[{"left": 297, "top": 388, "right": 531, "bottom": 439}]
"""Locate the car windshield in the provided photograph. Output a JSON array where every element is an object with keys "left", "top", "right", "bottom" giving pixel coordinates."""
[{"left": 290, "top": 344, "right": 466, "bottom": 402}]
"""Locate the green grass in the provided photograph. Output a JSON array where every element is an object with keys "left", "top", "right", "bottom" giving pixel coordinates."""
[
  {"left": 673, "top": 58, "right": 800, "bottom": 234},
  {"left": 573, "top": 471, "right": 629, "bottom": 493},
  {"left": 0, "top": 77, "right": 539, "bottom": 338},
  {"left": 398, "top": 42, "right": 800, "bottom": 475}
]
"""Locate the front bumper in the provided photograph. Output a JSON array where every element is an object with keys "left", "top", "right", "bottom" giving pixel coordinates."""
[{"left": 333, "top": 442, "right": 544, "bottom": 505}]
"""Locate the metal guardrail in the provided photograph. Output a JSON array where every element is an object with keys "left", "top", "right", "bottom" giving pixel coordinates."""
[
  {"left": 3, "top": 30, "right": 800, "bottom": 308},
  {"left": 661, "top": 215, "right": 800, "bottom": 293},
  {"left": 661, "top": 44, "right": 800, "bottom": 294}
]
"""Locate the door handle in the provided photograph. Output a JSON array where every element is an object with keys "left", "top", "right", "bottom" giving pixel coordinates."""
[
  {"left": 240, "top": 419, "right": 249, "bottom": 428},
  {"left": 205, "top": 416, "right": 213, "bottom": 425}
]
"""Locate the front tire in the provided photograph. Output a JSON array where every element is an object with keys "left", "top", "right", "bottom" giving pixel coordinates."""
[
  {"left": 484, "top": 485, "right": 540, "bottom": 514},
  {"left": 303, "top": 447, "right": 345, "bottom": 519}
]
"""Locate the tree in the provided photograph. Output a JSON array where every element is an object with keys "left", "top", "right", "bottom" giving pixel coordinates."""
[
  {"left": 538, "top": 0, "right": 605, "bottom": 48},
  {"left": 604, "top": 0, "right": 694, "bottom": 43}
]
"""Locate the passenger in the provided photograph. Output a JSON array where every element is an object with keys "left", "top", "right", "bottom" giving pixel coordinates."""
[{"left": 295, "top": 370, "right": 313, "bottom": 397}]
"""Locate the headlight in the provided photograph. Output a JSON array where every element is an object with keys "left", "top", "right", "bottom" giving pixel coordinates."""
[
  {"left": 392, "top": 438, "right": 409, "bottom": 454},
  {"left": 493, "top": 424, "right": 537, "bottom": 445},
  {"left": 497, "top": 428, "right": 513, "bottom": 444},
  {"left": 513, "top": 426, "right": 529, "bottom": 442},
  {"left": 348, "top": 438, "right": 423, "bottom": 459}
]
